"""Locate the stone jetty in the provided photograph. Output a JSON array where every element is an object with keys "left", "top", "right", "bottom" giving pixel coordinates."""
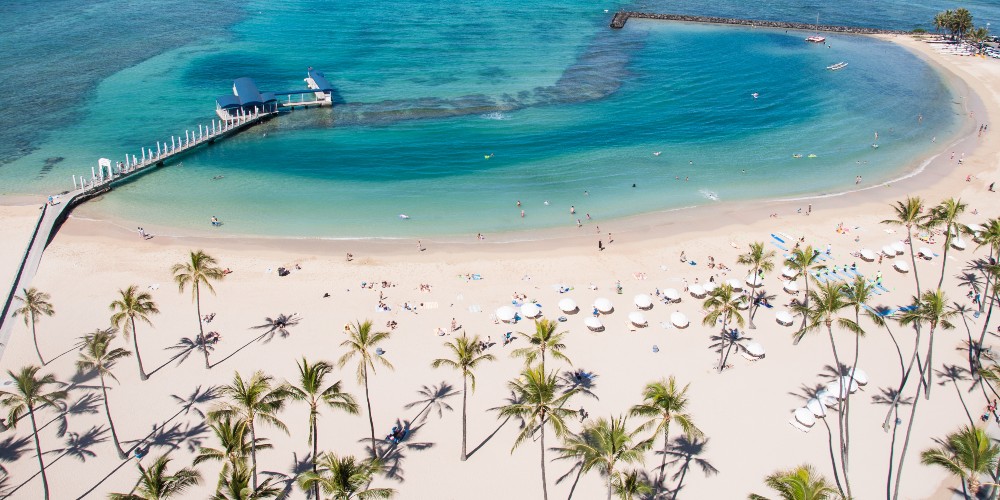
[{"left": 610, "top": 12, "right": 910, "bottom": 35}]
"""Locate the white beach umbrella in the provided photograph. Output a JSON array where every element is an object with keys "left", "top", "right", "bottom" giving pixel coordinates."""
[
  {"left": 594, "top": 298, "right": 614, "bottom": 313},
  {"left": 634, "top": 294, "right": 653, "bottom": 310},
  {"left": 689, "top": 284, "right": 706, "bottom": 298},
  {"left": 520, "top": 303, "right": 541, "bottom": 318},
  {"left": 743, "top": 341, "right": 765, "bottom": 357},
  {"left": 882, "top": 245, "right": 896, "bottom": 257},
  {"left": 951, "top": 238, "right": 966, "bottom": 251},
  {"left": 806, "top": 398, "right": 827, "bottom": 418},
  {"left": 859, "top": 249, "right": 876, "bottom": 262},
  {"left": 815, "top": 389, "right": 838, "bottom": 407},
  {"left": 663, "top": 288, "right": 680, "bottom": 302},
  {"left": 704, "top": 282, "right": 718, "bottom": 293},
  {"left": 891, "top": 241, "right": 906, "bottom": 255},
  {"left": 783, "top": 281, "right": 798, "bottom": 294},
  {"left": 794, "top": 407, "right": 816, "bottom": 427},
  {"left": 495, "top": 306, "right": 516, "bottom": 322},
  {"left": 670, "top": 312, "right": 689, "bottom": 328},
  {"left": 839, "top": 375, "right": 859, "bottom": 394},
  {"left": 584, "top": 316, "right": 604, "bottom": 331},
  {"left": 918, "top": 246, "right": 934, "bottom": 259},
  {"left": 894, "top": 260, "right": 910, "bottom": 273},
  {"left": 726, "top": 278, "right": 742, "bottom": 290},
  {"left": 966, "top": 223, "right": 985, "bottom": 233},
  {"left": 849, "top": 368, "right": 869, "bottom": 386},
  {"left": 775, "top": 310, "right": 794, "bottom": 326},
  {"left": 558, "top": 298, "right": 578, "bottom": 313},
  {"left": 782, "top": 266, "right": 798, "bottom": 279},
  {"left": 745, "top": 274, "right": 763, "bottom": 287},
  {"left": 628, "top": 311, "right": 647, "bottom": 327}
]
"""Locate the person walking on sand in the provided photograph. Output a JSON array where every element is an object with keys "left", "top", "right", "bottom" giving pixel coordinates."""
[
  {"left": 417, "top": 240, "right": 423, "bottom": 252},
  {"left": 598, "top": 240, "right": 604, "bottom": 251}
]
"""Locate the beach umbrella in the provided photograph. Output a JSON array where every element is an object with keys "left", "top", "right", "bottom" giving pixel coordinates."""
[
  {"left": 628, "top": 311, "right": 647, "bottom": 327},
  {"left": 917, "top": 246, "right": 934, "bottom": 260},
  {"left": 704, "top": 282, "right": 718, "bottom": 293},
  {"left": 495, "top": 306, "right": 516, "bottom": 323},
  {"left": 806, "top": 398, "right": 827, "bottom": 417},
  {"left": 743, "top": 341, "right": 765, "bottom": 358},
  {"left": 966, "top": 223, "right": 985, "bottom": 233},
  {"left": 670, "top": 312, "right": 689, "bottom": 329},
  {"left": 745, "top": 274, "right": 763, "bottom": 287},
  {"left": 558, "top": 298, "right": 578, "bottom": 313},
  {"left": 783, "top": 281, "right": 798, "bottom": 294},
  {"left": 782, "top": 266, "right": 797, "bottom": 279},
  {"left": 849, "top": 368, "right": 869, "bottom": 386},
  {"left": 839, "top": 375, "right": 859, "bottom": 394},
  {"left": 951, "top": 238, "right": 966, "bottom": 251},
  {"left": 689, "top": 284, "right": 706, "bottom": 298},
  {"left": 794, "top": 407, "right": 816, "bottom": 427},
  {"left": 726, "top": 278, "right": 742, "bottom": 290},
  {"left": 520, "top": 302, "right": 541, "bottom": 318},
  {"left": 893, "top": 260, "right": 910, "bottom": 273},
  {"left": 775, "top": 310, "right": 793, "bottom": 326},
  {"left": 891, "top": 241, "right": 906, "bottom": 255},
  {"left": 584, "top": 316, "right": 604, "bottom": 332},
  {"left": 815, "top": 389, "right": 837, "bottom": 407},
  {"left": 594, "top": 298, "right": 614, "bottom": 314},
  {"left": 663, "top": 288, "right": 680, "bottom": 302},
  {"left": 859, "top": 249, "right": 876, "bottom": 261},
  {"left": 634, "top": 294, "right": 653, "bottom": 310},
  {"left": 881, "top": 245, "right": 896, "bottom": 257}
]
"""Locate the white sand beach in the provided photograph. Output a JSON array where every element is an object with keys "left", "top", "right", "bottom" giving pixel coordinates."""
[{"left": 0, "top": 34, "right": 998, "bottom": 499}]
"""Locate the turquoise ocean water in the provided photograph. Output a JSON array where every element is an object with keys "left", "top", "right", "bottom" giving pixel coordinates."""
[{"left": 2, "top": 0, "right": 998, "bottom": 238}]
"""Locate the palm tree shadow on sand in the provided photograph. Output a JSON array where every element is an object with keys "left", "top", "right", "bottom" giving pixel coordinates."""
[
  {"left": 262, "top": 451, "right": 313, "bottom": 498},
  {"left": 362, "top": 419, "right": 435, "bottom": 483},
  {"left": 403, "top": 382, "right": 457, "bottom": 424},
  {"left": 6, "top": 425, "right": 108, "bottom": 499},
  {"left": 208, "top": 313, "right": 301, "bottom": 368}
]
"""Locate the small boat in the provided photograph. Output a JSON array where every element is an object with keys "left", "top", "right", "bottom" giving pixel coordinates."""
[
  {"left": 806, "top": 35, "right": 826, "bottom": 43},
  {"left": 751, "top": 92, "right": 759, "bottom": 99},
  {"left": 399, "top": 214, "right": 410, "bottom": 219},
  {"left": 826, "top": 62, "right": 848, "bottom": 70},
  {"left": 872, "top": 144, "right": 879, "bottom": 149},
  {"left": 792, "top": 154, "right": 803, "bottom": 158},
  {"left": 653, "top": 151, "right": 662, "bottom": 156},
  {"left": 807, "top": 154, "right": 817, "bottom": 158}
]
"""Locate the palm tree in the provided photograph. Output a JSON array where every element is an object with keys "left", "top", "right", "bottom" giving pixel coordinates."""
[
  {"left": 612, "top": 470, "right": 654, "bottom": 500},
  {"left": 737, "top": 242, "right": 776, "bottom": 328},
  {"left": 76, "top": 328, "right": 132, "bottom": 459},
  {"left": 882, "top": 196, "right": 927, "bottom": 295},
  {"left": 840, "top": 276, "right": 873, "bottom": 469},
  {"left": 952, "top": 8, "right": 974, "bottom": 39},
  {"left": 629, "top": 377, "right": 702, "bottom": 497},
  {"left": 932, "top": 11, "right": 949, "bottom": 36},
  {"left": 0, "top": 365, "right": 67, "bottom": 499},
  {"left": 926, "top": 198, "right": 966, "bottom": 290},
  {"left": 109, "top": 285, "right": 160, "bottom": 380},
  {"left": 297, "top": 453, "right": 395, "bottom": 499},
  {"left": 431, "top": 334, "right": 495, "bottom": 460},
  {"left": 171, "top": 250, "right": 225, "bottom": 369},
  {"left": 109, "top": 455, "right": 202, "bottom": 499},
  {"left": 554, "top": 415, "right": 649, "bottom": 500},
  {"left": 702, "top": 284, "right": 746, "bottom": 372},
  {"left": 899, "top": 290, "right": 956, "bottom": 400},
  {"left": 287, "top": 358, "right": 359, "bottom": 497},
  {"left": 921, "top": 426, "right": 1000, "bottom": 497},
  {"left": 784, "top": 246, "right": 821, "bottom": 339},
  {"left": 11, "top": 287, "right": 55, "bottom": 365},
  {"left": 748, "top": 464, "right": 840, "bottom": 500},
  {"left": 338, "top": 320, "right": 393, "bottom": 457},
  {"left": 795, "top": 279, "right": 861, "bottom": 498},
  {"left": 212, "top": 462, "right": 280, "bottom": 500},
  {"left": 208, "top": 371, "right": 291, "bottom": 490},
  {"left": 194, "top": 417, "right": 272, "bottom": 475},
  {"left": 498, "top": 365, "right": 579, "bottom": 500},
  {"left": 511, "top": 318, "right": 571, "bottom": 372}
]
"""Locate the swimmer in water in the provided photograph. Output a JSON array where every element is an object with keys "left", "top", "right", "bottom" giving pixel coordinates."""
[{"left": 213, "top": 175, "right": 225, "bottom": 180}]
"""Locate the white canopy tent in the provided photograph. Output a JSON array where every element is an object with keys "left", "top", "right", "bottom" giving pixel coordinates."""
[
  {"left": 628, "top": 311, "right": 647, "bottom": 327},
  {"left": 634, "top": 294, "right": 653, "bottom": 310},
  {"left": 495, "top": 306, "right": 516, "bottom": 323},
  {"left": 584, "top": 316, "right": 604, "bottom": 331},
  {"left": 743, "top": 341, "right": 765, "bottom": 358},
  {"left": 663, "top": 288, "right": 680, "bottom": 302},
  {"left": 671, "top": 312, "right": 689, "bottom": 328},
  {"left": 520, "top": 303, "right": 541, "bottom": 318},
  {"left": 594, "top": 298, "right": 614, "bottom": 314},
  {"left": 689, "top": 284, "right": 706, "bottom": 298},
  {"left": 917, "top": 246, "right": 934, "bottom": 259},
  {"left": 776, "top": 310, "right": 794, "bottom": 326},
  {"left": 558, "top": 298, "right": 578, "bottom": 313},
  {"left": 859, "top": 249, "right": 876, "bottom": 261},
  {"left": 894, "top": 260, "right": 910, "bottom": 273}
]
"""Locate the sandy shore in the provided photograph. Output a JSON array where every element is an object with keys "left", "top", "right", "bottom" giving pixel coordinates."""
[{"left": 0, "top": 34, "right": 997, "bottom": 499}]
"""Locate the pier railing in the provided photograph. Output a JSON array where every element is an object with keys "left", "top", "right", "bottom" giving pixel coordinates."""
[{"left": 610, "top": 12, "right": 909, "bottom": 34}]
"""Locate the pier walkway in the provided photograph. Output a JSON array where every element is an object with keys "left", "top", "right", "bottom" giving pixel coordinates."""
[
  {"left": 0, "top": 108, "right": 276, "bottom": 358},
  {"left": 610, "top": 12, "right": 909, "bottom": 35}
]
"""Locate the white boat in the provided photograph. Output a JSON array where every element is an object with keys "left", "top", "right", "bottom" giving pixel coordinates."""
[
  {"left": 806, "top": 35, "right": 826, "bottom": 43},
  {"left": 826, "top": 62, "right": 848, "bottom": 71}
]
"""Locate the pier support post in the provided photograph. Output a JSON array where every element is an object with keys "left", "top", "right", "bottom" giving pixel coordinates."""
[
  {"left": 171, "top": 136, "right": 175, "bottom": 150},
  {"left": 72, "top": 175, "right": 77, "bottom": 190},
  {"left": 91, "top": 166, "right": 96, "bottom": 181},
  {"left": 133, "top": 155, "right": 137, "bottom": 167}
]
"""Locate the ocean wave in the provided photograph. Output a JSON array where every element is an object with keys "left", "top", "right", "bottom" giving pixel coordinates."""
[
  {"left": 480, "top": 112, "right": 509, "bottom": 120},
  {"left": 699, "top": 189, "right": 720, "bottom": 201}
]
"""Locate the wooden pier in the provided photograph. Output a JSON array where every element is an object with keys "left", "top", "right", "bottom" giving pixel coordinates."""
[
  {"left": 609, "top": 12, "right": 909, "bottom": 35},
  {"left": 0, "top": 107, "right": 276, "bottom": 356}
]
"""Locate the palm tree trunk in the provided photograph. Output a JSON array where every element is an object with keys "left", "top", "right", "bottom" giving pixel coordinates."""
[
  {"left": 717, "top": 319, "right": 729, "bottom": 373},
  {"left": 540, "top": 415, "right": 549, "bottom": 500},
  {"left": 826, "top": 323, "right": 851, "bottom": 498},
  {"left": 99, "top": 372, "right": 128, "bottom": 459},
  {"left": 195, "top": 284, "right": 210, "bottom": 369},
  {"left": 749, "top": 264, "right": 760, "bottom": 329},
  {"left": 250, "top": 420, "right": 259, "bottom": 490},
  {"left": 843, "top": 318, "right": 861, "bottom": 475},
  {"left": 908, "top": 225, "right": 922, "bottom": 296},
  {"left": 977, "top": 286, "right": 997, "bottom": 349},
  {"left": 461, "top": 373, "right": 468, "bottom": 461},
  {"left": 607, "top": 474, "right": 613, "bottom": 500},
  {"left": 312, "top": 414, "right": 320, "bottom": 500},
  {"left": 130, "top": 317, "right": 148, "bottom": 380},
  {"left": 363, "top": 365, "right": 377, "bottom": 457},
  {"left": 30, "top": 317, "right": 45, "bottom": 365},
  {"left": 980, "top": 248, "right": 994, "bottom": 314},
  {"left": 28, "top": 407, "right": 50, "bottom": 500},
  {"left": 892, "top": 377, "right": 924, "bottom": 500},
  {"left": 923, "top": 325, "right": 938, "bottom": 400},
  {"left": 937, "top": 229, "right": 952, "bottom": 291},
  {"left": 793, "top": 278, "right": 810, "bottom": 344},
  {"left": 657, "top": 422, "right": 671, "bottom": 495}
]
